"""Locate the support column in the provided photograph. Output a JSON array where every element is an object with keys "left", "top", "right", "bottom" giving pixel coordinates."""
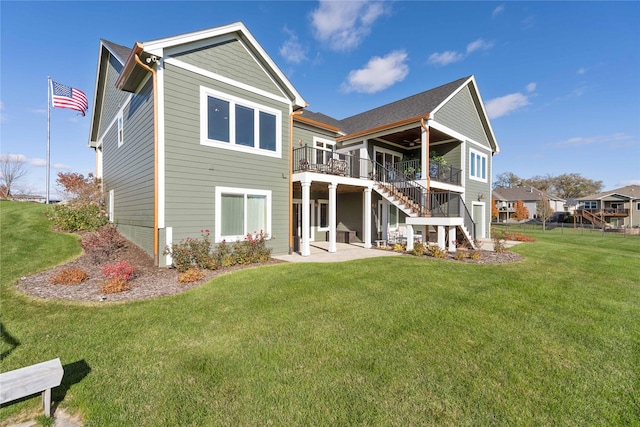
[
  {"left": 363, "top": 187, "right": 372, "bottom": 248},
  {"left": 301, "top": 181, "right": 311, "bottom": 256},
  {"left": 437, "top": 225, "right": 446, "bottom": 250},
  {"left": 328, "top": 183, "right": 337, "bottom": 253},
  {"left": 406, "top": 224, "right": 414, "bottom": 251},
  {"left": 448, "top": 226, "right": 457, "bottom": 252}
]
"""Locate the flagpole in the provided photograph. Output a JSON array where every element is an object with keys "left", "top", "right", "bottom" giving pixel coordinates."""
[{"left": 46, "top": 76, "right": 51, "bottom": 204}]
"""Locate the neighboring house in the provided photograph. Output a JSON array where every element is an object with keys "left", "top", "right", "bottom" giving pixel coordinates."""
[
  {"left": 89, "top": 22, "right": 500, "bottom": 267},
  {"left": 492, "top": 186, "right": 565, "bottom": 222},
  {"left": 575, "top": 184, "right": 640, "bottom": 228}
]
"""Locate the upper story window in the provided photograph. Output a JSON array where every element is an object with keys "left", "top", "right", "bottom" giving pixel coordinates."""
[
  {"left": 584, "top": 201, "right": 598, "bottom": 209},
  {"left": 469, "top": 149, "right": 487, "bottom": 182},
  {"left": 117, "top": 112, "right": 124, "bottom": 147},
  {"left": 314, "top": 137, "right": 335, "bottom": 164},
  {"left": 201, "top": 86, "right": 281, "bottom": 157}
]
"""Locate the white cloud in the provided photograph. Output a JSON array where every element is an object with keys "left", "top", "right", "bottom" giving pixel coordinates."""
[
  {"left": 577, "top": 67, "right": 587, "bottom": 75},
  {"left": 618, "top": 179, "right": 640, "bottom": 186},
  {"left": 466, "top": 39, "right": 494, "bottom": 54},
  {"left": 485, "top": 93, "right": 530, "bottom": 119},
  {"left": 342, "top": 50, "right": 409, "bottom": 94},
  {"left": 492, "top": 4, "right": 505, "bottom": 17},
  {"left": 0, "top": 101, "right": 6, "bottom": 123},
  {"left": 526, "top": 82, "right": 536, "bottom": 92},
  {"left": 555, "top": 133, "right": 633, "bottom": 148},
  {"left": 428, "top": 50, "right": 464, "bottom": 66},
  {"left": 310, "top": 0, "right": 387, "bottom": 51},
  {"left": 30, "top": 158, "right": 47, "bottom": 167},
  {"left": 0, "top": 153, "right": 28, "bottom": 163},
  {"left": 279, "top": 27, "right": 307, "bottom": 64},
  {"left": 53, "top": 163, "right": 72, "bottom": 171},
  {"left": 429, "top": 38, "right": 494, "bottom": 66}
]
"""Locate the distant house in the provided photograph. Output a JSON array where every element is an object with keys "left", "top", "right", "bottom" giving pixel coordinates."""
[
  {"left": 575, "top": 185, "right": 640, "bottom": 228},
  {"left": 493, "top": 186, "right": 565, "bottom": 222},
  {"left": 88, "top": 22, "right": 500, "bottom": 266}
]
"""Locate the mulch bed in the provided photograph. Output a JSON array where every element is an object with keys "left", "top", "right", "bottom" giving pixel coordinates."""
[
  {"left": 14, "top": 234, "right": 523, "bottom": 303},
  {"left": 14, "top": 236, "right": 282, "bottom": 303}
]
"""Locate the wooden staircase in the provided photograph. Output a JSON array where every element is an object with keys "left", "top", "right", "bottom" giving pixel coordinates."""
[
  {"left": 580, "top": 209, "right": 607, "bottom": 228},
  {"left": 374, "top": 182, "right": 476, "bottom": 249}
]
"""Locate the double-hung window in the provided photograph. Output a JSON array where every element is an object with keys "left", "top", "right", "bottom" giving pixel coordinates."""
[
  {"left": 215, "top": 187, "right": 271, "bottom": 242},
  {"left": 201, "top": 87, "right": 281, "bottom": 157},
  {"left": 469, "top": 149, "right": 487, "bottom": 182}
]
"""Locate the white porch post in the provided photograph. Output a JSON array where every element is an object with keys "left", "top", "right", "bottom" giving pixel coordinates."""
[
  {"left": 328, "top": 183, "right": 337, "bottom": 253},
  {"left": 406, "top": 224, "right": 414, "bottom": 251},
  {"left": 301, "top": 181, "right": 311, "bottom": 256},
  {"left": 448, "top": 226, "right": 457, "bottom": 252},
  {"left": 437, "top": 225, "right": 446, "bottom": 250},
  {"left": 363, "top": 187, "right": 372, "bottom": 248}
]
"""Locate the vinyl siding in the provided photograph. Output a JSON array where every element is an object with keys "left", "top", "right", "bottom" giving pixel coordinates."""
[
  {"left": 436, "top": 85, "right": 490, "bottom": 148},
  {"left": 162, "top": 59, "right": 291, "bottom": 256},
  {"left": 98, "top": 54, "right": 130, "bottom": 139},
  {"left": 102, "top": 78, "right": 155, "bottom": 256},
  {"left": 172, "top": 38, "right": 282, "bottom": 97}
]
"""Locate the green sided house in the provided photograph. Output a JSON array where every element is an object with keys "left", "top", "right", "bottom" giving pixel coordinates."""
[{"left": 89, "top": 22, "right": 500, "bottom": 267}]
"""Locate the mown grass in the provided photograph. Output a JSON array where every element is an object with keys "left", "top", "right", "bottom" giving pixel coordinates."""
[{"left": 1, "top": 201, "right": 639, "bottom": 425}]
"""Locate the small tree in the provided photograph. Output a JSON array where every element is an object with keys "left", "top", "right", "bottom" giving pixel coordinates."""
[
  {"left": 0, "top": 154, "right": 29, "bottom": 198},
  {"left": 56, "top": 172, "right": 102, "bottom": 204},
  {"left": 537, "top": 195, "right": 554, "bottom": 231},
  {"left": 46, "top": 172, "right": 107, "bottom": 231},
  {"left": 491, "top": 196, "right": 499, "bottom": 221},
  {"left": 512, "top": 200, "right": 530, "bottom": 221}
]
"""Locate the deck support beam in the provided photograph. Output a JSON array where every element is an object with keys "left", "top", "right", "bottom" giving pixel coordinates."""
[
  {"left": 328, "top": 183, "right": 337, "bottom": 253},
  {"left": 301, "top": 181, "right": 311, "bottom": 256},
  {"left": 363, "top": 188, "right": 372, "bottom": 248}
]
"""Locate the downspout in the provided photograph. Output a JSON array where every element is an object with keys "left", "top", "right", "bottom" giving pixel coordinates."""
[
  {"left": 133, "top": 52, "right": 160, "bottom": 266},
  {"left": 289, "top": 109, "right": 304, "bottom": 254}
]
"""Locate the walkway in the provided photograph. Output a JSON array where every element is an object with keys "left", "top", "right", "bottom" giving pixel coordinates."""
[{"left": 273, "top": 242, "right": 402, "bottom": 263}]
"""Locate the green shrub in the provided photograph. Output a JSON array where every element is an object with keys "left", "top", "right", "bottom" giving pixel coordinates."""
[{"left": 46, "top": 202, "right": 108, "bottom": 231}]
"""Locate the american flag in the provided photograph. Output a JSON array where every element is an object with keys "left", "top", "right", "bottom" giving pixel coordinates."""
[{"left": 51, "top": 81, "right": 88, "bottom": 116}]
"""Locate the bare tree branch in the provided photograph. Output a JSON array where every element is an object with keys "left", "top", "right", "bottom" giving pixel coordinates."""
[{"left": 0, "top": 154, "right": 30, "bottom": 197}]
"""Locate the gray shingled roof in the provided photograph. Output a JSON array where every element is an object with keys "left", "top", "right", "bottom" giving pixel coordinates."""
[
  {"left": 102, "top": 39, "right": 131, "bottom": 64},
  {"left": 492, "top": 186, "right": 564, "bottom": 202},
  {"left": 339, "top": 76, "right": 471, "bottom": 135},
  {"left": 298, "top": 76, "right": 470, "bottom": 135},
  {"left": 578, "top": 184, "right": 640, "bottom": 201}
]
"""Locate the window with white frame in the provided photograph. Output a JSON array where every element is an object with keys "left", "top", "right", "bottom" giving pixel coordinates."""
[
  {"left": 636, "top": 202, "right": 640, "bottom": 210},
  {"left": 584, "top": 201, "right": 598, "bottom": 209},
  {"left": 314, "top": 138, "right": 335, "bottom": 164},
  {"left": 317, "top": 200, "right": 329, "bottom": 231},
  {"left": 117, "top": 112, "right": 124, "bottom": 147},
  {"left": 469, "top": 149, "right": 487, "bottom": 181},
  {"left": 215, "top": 187, "right": 271, "bottom": 242},
  {"left": 201, "top": 87, "right": 281, "bottom": 156}
]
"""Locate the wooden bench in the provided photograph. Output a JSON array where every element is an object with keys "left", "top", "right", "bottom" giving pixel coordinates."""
[{"left": 0, "top": 358, "right": 64, "bottom": 417}]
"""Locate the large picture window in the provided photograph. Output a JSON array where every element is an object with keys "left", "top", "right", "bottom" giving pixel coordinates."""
[
  {"left": 469, "top": 149, "right": 487, "bottom": 182},
  {"left": 201, "top": 87, "right": 281, "bottom": 157},
  {"left": 215, "top": 187, "right": 271, "bottom": 242}
]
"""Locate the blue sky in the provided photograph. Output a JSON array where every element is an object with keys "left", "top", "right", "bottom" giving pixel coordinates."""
[{"left": 1, "top": 1, "right": 639, "bottom": 197}]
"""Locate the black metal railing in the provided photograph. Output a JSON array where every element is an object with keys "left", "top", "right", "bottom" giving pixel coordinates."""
[
  {"left": 293, "top": 146, "right": 475, "bottom": 227},
  {"left": 395, "top": 159, "right": 462, "bottom": 185},
  {"left": 372, "top": 161, "right": 429, "bottom": 217},
  {"left": 293, "top": 146, "right": 373, "bottom": 179}
]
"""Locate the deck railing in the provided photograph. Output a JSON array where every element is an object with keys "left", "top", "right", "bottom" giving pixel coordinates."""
[
  {"left": 293, "top": 146, "right": 373, "bottom": 179},
  {"left": 395, "top": 159, "right": 462, "bottom": 185},
  {"left": 293, "top": 146, "right": 475, "bottom": 227}
]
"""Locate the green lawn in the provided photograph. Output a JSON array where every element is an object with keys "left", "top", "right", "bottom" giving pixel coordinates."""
[{"left": 1, "top": 201, "right": 639, "bottom": 426}]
